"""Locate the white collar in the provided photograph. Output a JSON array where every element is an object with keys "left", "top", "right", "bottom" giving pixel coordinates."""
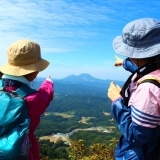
[{"left": 2, "top": 74, "right": 30, "bottom": 85}]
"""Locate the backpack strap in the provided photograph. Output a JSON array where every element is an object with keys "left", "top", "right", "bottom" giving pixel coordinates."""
[
  {"left": 139, "top": 79, "right": 160, "bottom": 88},
  {"left": 15, "top": 84, "right": 36, "bottom": 158},
  {"left": 0, "top": 79, "right": 36, "bottom": 97},
  {"left": 15, "top": 84, "right": 36, "bottom": 98},
  {"left": 120, "top": 61, "right": 159, "bottom": 105},
  {"left": 0, "top": 79, "right": 3, "bottom": 89}
]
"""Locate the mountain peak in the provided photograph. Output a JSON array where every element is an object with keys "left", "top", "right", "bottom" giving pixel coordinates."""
[
  {"left": 78, "top": 73, "right": 95, "bottom": 80},
  {"left": 61, "top": 73, "right": 97, "bottom": 83}
]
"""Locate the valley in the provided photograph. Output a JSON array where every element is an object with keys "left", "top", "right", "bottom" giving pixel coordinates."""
[{"left": 36, "top": 73, "right": 124, "bottom": 159}]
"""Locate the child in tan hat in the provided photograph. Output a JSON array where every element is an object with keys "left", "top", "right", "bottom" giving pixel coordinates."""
[{"left": 0, "top": 39, "right": 54, "bottom": 160}]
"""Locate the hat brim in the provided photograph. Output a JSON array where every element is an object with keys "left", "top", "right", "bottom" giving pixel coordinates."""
[
  {"left": 113, "top": 36, "right": 160, "bottom": 58},
  {"left": 0, "top": 58, "right": 49, "bottom": 76}
]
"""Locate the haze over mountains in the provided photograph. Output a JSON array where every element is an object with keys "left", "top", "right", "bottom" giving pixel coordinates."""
[{"left": 35, "top": 73, "right": 125, "bottom": 96}]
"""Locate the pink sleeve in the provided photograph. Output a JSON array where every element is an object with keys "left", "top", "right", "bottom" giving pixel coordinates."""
[
  {"left": 25, "top": 80, "right": 54, "bottom": 116},
  {"left": 129, "top": 82, "right": 160, "bottom": 128}
]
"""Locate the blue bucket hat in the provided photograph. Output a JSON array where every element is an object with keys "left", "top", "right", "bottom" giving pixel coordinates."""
[{"left": 113, "top": 18, "right": 160, "bottom": 58}]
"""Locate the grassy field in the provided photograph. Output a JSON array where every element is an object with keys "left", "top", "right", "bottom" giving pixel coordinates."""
[
  {"left": 44, "top": 111, "right": 75, "bottom": 118},
  {"left": 39, "top": 135, "right": 70, "bottom": 144},
  {"left": 103, "top": 111, "right": 111, "bottom": 116},
  {"left": 78, "top": 117, "right": 94, "bottom": 124}
]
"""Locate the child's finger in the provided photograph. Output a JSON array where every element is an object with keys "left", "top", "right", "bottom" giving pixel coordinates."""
[
  {"left": 115, "top": 55, "right": 119, "bottom": 60},
  {"left": 110, "top": 81, "right": 117, "bottom": 88},
  {"left": 110, "top": 81, "right": 114, "bottom": 87},
  {"left": 116, "top": 85, "right": 121, "bottom": 92}
]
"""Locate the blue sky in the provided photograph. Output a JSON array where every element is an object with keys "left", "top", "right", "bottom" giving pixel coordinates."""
[{"left": 0, "top": 0, "right": 160, "bottom": 81}]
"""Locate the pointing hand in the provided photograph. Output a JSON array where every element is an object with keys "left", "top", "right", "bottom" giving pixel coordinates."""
[
  {"left": 47, "top": 75, "right": 51, "bottom": 79},
  {"left": 107, "top": 81, "right": 121, "bottom": 101},
  {"left": 114, "top": 55, "right": 123, "bottom": 66},
  {"left": 46, "top": 75, "right": 53, "bottom": 83}
]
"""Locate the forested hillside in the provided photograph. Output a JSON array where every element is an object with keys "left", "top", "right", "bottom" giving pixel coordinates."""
[
  {"left": 36, "top": 95, "right": 119, "bottom": 136},
  {"left": 35, "top": 74, "right": 124, "bottom": 159}
]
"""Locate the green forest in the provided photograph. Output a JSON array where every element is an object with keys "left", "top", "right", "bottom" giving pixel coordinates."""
[
  {"left": 36, "top": 94, "right": 121, "bottom": 159},
  {"left": 39, "top": 138, "right": 118, "bottom": 160}
]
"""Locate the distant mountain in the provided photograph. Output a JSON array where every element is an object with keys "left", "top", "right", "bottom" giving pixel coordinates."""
[
  {"left": 35, "top": 73, "right": 125, "bottom": 96},
  {"left": 56, "top": 73, "right": 124, "bottom": 85},
  {"left": 61, "top": 73, "right": 99, "bottom": 83}
]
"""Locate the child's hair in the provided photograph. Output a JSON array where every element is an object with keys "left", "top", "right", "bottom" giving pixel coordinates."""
[{"left": 0, "top": 39, "right": 49, "bottom": 76}]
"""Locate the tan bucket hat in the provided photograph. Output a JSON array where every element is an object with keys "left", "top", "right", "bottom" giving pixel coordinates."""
[{"left": 0, "top": 39, "right": 49, "bottom": 76}]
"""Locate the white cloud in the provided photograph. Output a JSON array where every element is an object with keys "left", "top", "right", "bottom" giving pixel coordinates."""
[
  {"left": 0, "top": 0, "right": 114, "bottom": 60},
  {"left": 0, "top": 0, "right": 111, "bottom": 35},
  {"left": 0, "top": 0, "right": 160, "bottom": 80}
]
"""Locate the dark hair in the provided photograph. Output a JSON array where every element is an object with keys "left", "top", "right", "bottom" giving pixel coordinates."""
[{"left": 154, "top": 54, "right": 160, "bottom": 68}]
